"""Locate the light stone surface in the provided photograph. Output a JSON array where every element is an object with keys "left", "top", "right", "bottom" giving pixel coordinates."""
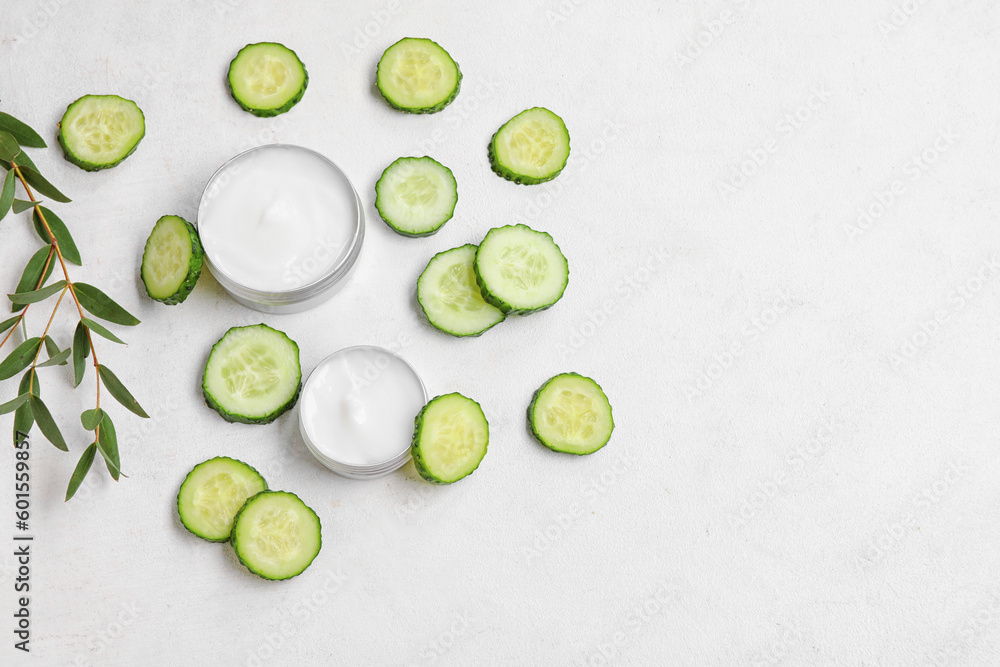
[{"left": 1, "top": 0, "right": 999, "bottom": 665}]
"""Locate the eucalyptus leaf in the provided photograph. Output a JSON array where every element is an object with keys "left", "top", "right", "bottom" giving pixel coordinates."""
[
  {"left": 34, "top": 206, "right": 80, "bottom": 265},
  {"left": 0, "top": 131, "right": 20, "bottom": 162},
  {"left": 8, "top": 279, "right": 67, "bottom": 305},
  {"left": 65, "top": 443, "right": 97, "bottom": 501},
  {"left": 11, "top": 149, "right": 38, "bottom": 172},
  {"left": 0, "top": 393, "right": 29, "bottom": 415},
  {"left": 98, "top": 365, "right": 148, "bottom": 418},
  {"left": 29, "top": 394, "right": 67, "bottom": 450},
  {"left": 0, "top": 315, "right": 18, "bottom": 335},
  {"left": 74, "top": 283, "right": 139, "bottom": 326},
  {"left": 72, "top": 321, "right": 89, "bottom": 387},
  {"left": 12, "top": 246, "right": 55, "bottom": 313},
  {"left": 0, "top": 170, "right": 14, "bottom": 221},
  {"left": 81, "top": 407, "right": 104, "bottom": 430},
  {"left": 42, "top": 335, "right": 68, "bottom": 366},
  {"left": 96, "top": 412, "right": 121, "bottom": 480},
  {"left": 0, "top": 337, "right": 40, "bottom": 381},
  {"left": 37, "top": 347, "right": 71, "bottom": 368},
  {"left": 12, "top": 199, "right": 37, "bottom": 214},
  {"left": 43, "top": 335, "right": 59, "bottom": 356},
  {"left": 12, "top": 369, "right": 36, "bottom": 443},
  {"left": 81, "top": 317, "right": 125, "bottom": 344},
  {"left": 0, "top": 112, "right": 46, "bottom": 148},
  {"left": 17, "top": 165, "right": 70, "bottom": 203}
]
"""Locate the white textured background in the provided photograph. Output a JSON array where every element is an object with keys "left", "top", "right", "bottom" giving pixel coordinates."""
[{"left": 2, "top": 0, "right": 1000, "bottom": 665}]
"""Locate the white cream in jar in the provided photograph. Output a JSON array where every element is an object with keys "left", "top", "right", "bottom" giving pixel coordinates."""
[{"left": 299, "top": 346, "right": 427, "bottom": 478}]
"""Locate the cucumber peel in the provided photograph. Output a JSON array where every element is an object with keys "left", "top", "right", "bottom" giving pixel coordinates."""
[
  {"left": 228, "top": 42, "right": 308, "bottom": 117},
  {"left": 412, "top": 393, "right": 489, "bottom": 484},
  {"left": 177, "top": 457, "right": 267, "bottom": 542},
  {"left": 58, "top": 94, "right": 145, "bottom": 171},
  {"left": 141, "top": 215, "right": 203, "bottom": 305},
  {"left": 529, "top": 373, "right": 614, "bottom": 455},
  {"left": 375, "top": 156, "right": 458, "bottom": 237},
  {"left": 376, "top": 38, "right": 461, "bottom": 114},
  {"left": 474, "top": 224, "right": 569, "bottom": 314},
  {"left": 231, "top": 490, "right": 321, "bottom": 580},
  {"left": 489, "top": 107, "right": 570, "bottom": 184},
  {"left": 418, "top": 244, "right": 505, "bottom": 337}
]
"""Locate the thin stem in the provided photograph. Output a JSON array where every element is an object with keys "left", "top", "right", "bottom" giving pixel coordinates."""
[{"left": 0, "top": 245, "right": 55, "bottom": 351}]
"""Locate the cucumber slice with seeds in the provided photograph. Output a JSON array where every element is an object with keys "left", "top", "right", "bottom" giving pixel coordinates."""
[
  {"left": 58, "top": 95, "right": 145, "bottom": 171},
  {"left": 412, "top": 393, "right": 489, "bottom": 484},
  {"left": 474, "top": 224, "right": 569, "bottom": 314},
  {"left": 529, "top": 373, "right": 614, "bottom": 455},
  {"left": 231, "top": 490, "right": 321, "bottom": 581},
  {"left": 418, "top": 244, "right": 505, "bottom": 336},
  {"left": 141, "top": 215, "right": 203, "bottom": 305},
  {"left": 377, "top": 38, "right": 461, "bottom": 114},
  {"left": 203, "top": 324, "right": 302, "bottom": 425},
  {"left": 177, "top": 457, "right": 267, "bottom": 542},
  {"left": 375, "top": 156, "right": 457, "bottom": 237},
  {"left": 228, "top": 42, "right": 308, "bottom": 117},
  {"left": 489, "top": 107, "right": 570, "bottom": 184}
]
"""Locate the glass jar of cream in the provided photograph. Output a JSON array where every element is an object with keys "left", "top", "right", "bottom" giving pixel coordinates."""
[
  {"left": 298, "top": 346, "right": 427, "bottom": 479},
  {"left": 197, "top": 144, "right": 364, "bottom": 314}
]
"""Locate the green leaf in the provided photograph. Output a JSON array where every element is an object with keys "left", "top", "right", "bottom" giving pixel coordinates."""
[
  {"left": 11, "top": 150, "right": 38, "bottom": 172},
  {"left": 13, "top": 199, "right": 37, "bottom": 214},
  {"left": 96, "top": 412, "right": 121, "bottom": 480},
  {"left": 0, "top": 170, "right": 14, "bottom": 221},
  {"left": 81, "top": 408, "right": 104, "bottom": 430},
  {"left": 74, "top": 283, "right": 139, "bottom": 326},
  {"left": 0, "top": 131, "right": 20, "bottom": 162},
  {"left": 29, "top": 394, "right": 67, "bottom": 451},
  {"left": 43, "top": 335, "right": 59, "bottom": 357},
  {"left": 12, "top": 246, "right": 55, "bottom": 313},
  {"left": 37, "top": 347, "right": 71, "bottom": 368},
  {"left": 98, "top": 365, "right": 148, "bottom": 418},
  {"left": 12, "top": 370, "right": 36, "bottom": 443},
  {"left": 0, "top": 315, "right": 18, "bottom": 335},
  {"left": 66, "top": 443, "right": 97, "bottom": 501},
  {"left": 33, "top": 206, "right": 80, "bottom": 265},
  {"left": 8, "top": 279, "right": 66, "bottom": 305},
  {"left": 72, "top": 321, "right": 89, "bottom": 387},
  {"left": 0, "top": 337, "right": 40, "bottom": 381},
  {"left": 81, "top": 317, "right": 125, "bottom": 344},
  {"left": 0, "top": 112, "right": 46, "bottom": 149},
  {"left": 0, "top": 393, "right": 29, "bottom": 415},
  {"left": 17, "top": 165, "right": 70, "bottom": 203}
]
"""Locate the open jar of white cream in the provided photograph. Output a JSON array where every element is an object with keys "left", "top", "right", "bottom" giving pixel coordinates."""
[{"left": 197, "top": 144, "right": 364, "bottom": 313}]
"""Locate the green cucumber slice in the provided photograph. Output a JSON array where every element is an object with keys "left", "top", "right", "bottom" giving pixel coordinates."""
[
  {"left": 140, "top": 215, "right": 203, "bottom": 305},
  {"left": 231, "top": 490, "right": 321, "bottom": 580},
  {"left": 376, "top": 38, "right": 461, "bottom": 114},
  {"left": 489, "top": 107, "right": 570, "bottom": 184},
  {"left": 57, "top": 95, "right": 145, "bottom": 171},
  {"left": 228, "top": 42, "right": 308, "bottom": 117},
  {"left": 529, "top": 373, "right": 614, "bottom": 455},
  {"left": 203, "top": 324, "right": 302, "bottom": 425},
  {"left": 375, "top": 156, "right": 458, "bottom": 237},
  {"left": 474, "top": 224, "right": 569, "bottom": 314},
  {"left": 417, "top": 244, "right": 505, "bottom": 337},
  {"left": 412, "top": 393, "right": 489, "bottom": 484},
  {"left": 177, "top": 457, "right": 267, "bottom": 542}
]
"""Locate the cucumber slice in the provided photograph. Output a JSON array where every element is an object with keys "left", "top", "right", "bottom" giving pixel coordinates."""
[
  {"left": 228, "top": 42, "right": 308, "bottom": 117},
  {"left": 375, "top": 156, "right": 458, "bottom": 237},
  {"left": 177, "top": 457, "right": 267, "bottom": 542},
  {"left": 489, "top": 107, "right": 570, "bottom": 184},
  {"left": 140, "top": 215, "right": 203, "bottom": 305},
  {"left": 203, "top": 324, "right": 302, "bottom": 425},
  {"left": 57, "top": 95, "right": 145, "bottom": 171},
  {"left": 376, "top": 38, "right": 461, "bottom": 114},
  {"left": 529, "top": 373, "right": 614, "bottom": 455},
  {"left": 231, "top": 491, "right": 321, "bottom": 580},
  {"left": 417, "top": 244, "right": 505, "bottom": 337},
  {"left": 474, "top": 224, "right": 569, "bottom": 314},
  {"left": 411, "top": 393, "right": 489, "bottom": 484}
]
